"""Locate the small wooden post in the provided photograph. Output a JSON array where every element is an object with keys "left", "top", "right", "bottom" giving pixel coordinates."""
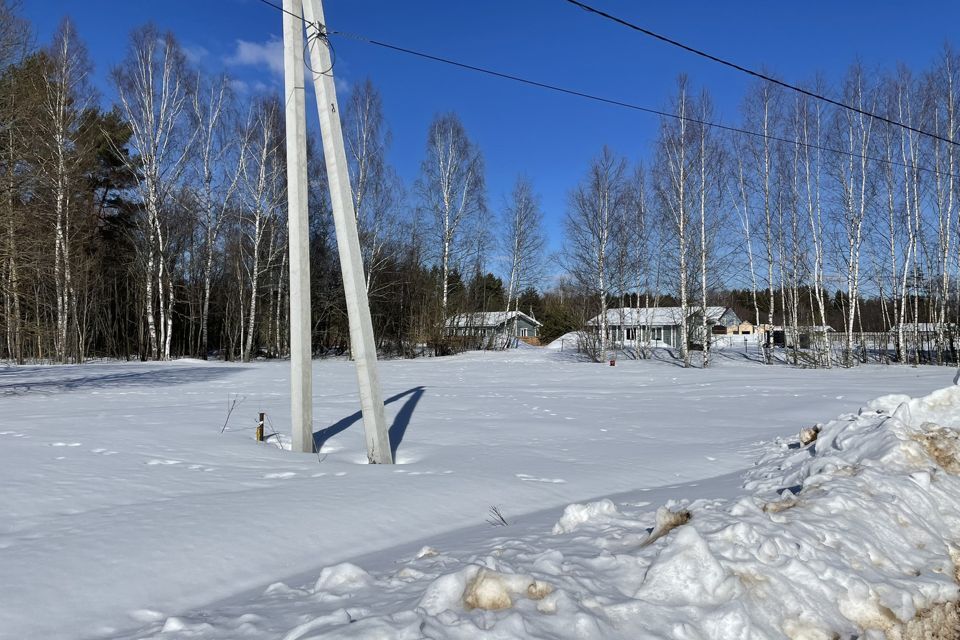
[{"left": 256, "top": 412, "right": 265, "bottom": 442}]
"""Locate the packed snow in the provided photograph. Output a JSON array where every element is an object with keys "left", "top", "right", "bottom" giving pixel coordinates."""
[{"left": 1, "top": 347, "right": 958, "bottom": 639}]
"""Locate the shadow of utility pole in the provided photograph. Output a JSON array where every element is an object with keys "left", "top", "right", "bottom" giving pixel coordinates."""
[{"left": 313, "top": 386, "right": 426, "bottom": 458}]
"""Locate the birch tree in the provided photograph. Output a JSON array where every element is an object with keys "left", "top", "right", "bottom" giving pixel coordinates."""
[
  {"left": 112, "top": 26, "right": 192, "bottom": 360},
  {"left": 36, "top": 19, "right": 94, "bottom": 362},
  {"left": 654, "top": 77, "right": 697, "bottom": 367},
  {"left": 741, "top": 80, "right": 782, "bottom": 363},
  {"left": 829, "top": 64, "right": 877, "bottom": 367},
  {"left": 927, "top": 47, "right": 958, "bottom": 364},
  {"left": 793, "top": 83, "right": 831, "bottom": 366},
  {"left": 693, "top": 90, "right": 724, "bottom": 367},
  {"left": 344, "top": 79, "right": 402, "bottom": 295},
  {"left": 501, "top": 175, "right": 545, "bottom": 334},
  {"left": 733, "top": 136, "right": 762, "bottom": 334},
  {"left": 189, "top": 72, "right": 240, "bottom": 359},
  {"left": 416, "top": 112, "right": 485, "bottom": 320},
  {"left": 897, "top": 72, "right": 923, "bottom": 364},
  {"left": 564, "top": 146, "right": 628, "bottom": 362},
  {"left": 874, "top": 69, "right": 916, "bottom": 364},
  {"left": 237, "top": 96, "right": 284, "bottom": 362}
]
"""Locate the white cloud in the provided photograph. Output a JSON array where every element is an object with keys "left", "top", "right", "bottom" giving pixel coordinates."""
[
  {"left": 183, "top": 43, "right": 210, "bottom": 64},
  {"left": 224, "top": 36, "right": 284, "bottom": 76},
  {"left": 228, "top": 78, "right": 250, "bottom": 94}
]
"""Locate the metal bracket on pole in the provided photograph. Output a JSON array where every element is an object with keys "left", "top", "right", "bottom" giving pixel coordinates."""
[{"left": 298, "top": 0, "right": 393, "bottom": 464}]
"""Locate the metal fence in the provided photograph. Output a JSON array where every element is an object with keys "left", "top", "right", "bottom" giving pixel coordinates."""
[{"left": 776, "top": 330, "right": 959, "bottom": 366}]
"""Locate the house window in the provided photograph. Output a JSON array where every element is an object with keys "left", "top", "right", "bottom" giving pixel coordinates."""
[{"left": 520, "top": 328, "right": 528, "bottom": 337}]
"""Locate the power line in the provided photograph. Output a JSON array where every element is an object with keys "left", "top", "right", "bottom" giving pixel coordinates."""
[
  {"left": 253, "top": 0, "right": 304, "bottom": 23},
  {"left": 561, "top": 0, "right": 958, "bottom": 148},
  {"left": 249, "top": 0, "right": 958, "bottom": 179},
  {"left": 330, "top": 31, "right": 959, "bottom": 180}
]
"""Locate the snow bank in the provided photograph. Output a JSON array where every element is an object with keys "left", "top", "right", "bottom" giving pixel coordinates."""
[
  {"left": 551, "top": 498, "right": 620, "bottom": 534},
  {"left": 313, "top": 562, "right": 374, "bottom": 596},
  {"left": 629, "top": 384, "right": 960, "bottom": 638},
  {"left": 544, "top": 331, "right": 582, "bottom": 350}
]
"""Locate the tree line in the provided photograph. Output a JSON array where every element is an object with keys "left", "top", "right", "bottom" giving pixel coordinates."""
[
  {"left": 0, "top": 6, "right": 550, "bottom": 363},
  {"left": 3, "top": 1, "right": 960, "bottom": 368}
]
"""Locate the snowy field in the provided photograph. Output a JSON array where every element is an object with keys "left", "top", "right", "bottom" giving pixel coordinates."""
[{"left": 2, "top": 347, "right": 958, "bottom": 639}]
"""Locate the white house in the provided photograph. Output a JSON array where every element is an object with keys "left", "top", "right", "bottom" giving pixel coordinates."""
[{"left": 586, "top": 306, "right": 742, "bottom": 348}]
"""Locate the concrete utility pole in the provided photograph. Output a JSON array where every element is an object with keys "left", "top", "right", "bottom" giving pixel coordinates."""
[
  {"left": 297, "top": 0, "right": 394, "bottom": 463},
  {"left": 282, "top": 0, "right": 313, "bottom": 453}
]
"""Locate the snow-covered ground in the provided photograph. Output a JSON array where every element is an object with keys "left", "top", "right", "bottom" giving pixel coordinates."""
[{"left": 1, "top": 347, "right": 957, "bottom": 639}]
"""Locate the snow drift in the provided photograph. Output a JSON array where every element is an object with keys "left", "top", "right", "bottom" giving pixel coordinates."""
[{"left": 603, "top": 384, "right": 960, "bottom": 639}]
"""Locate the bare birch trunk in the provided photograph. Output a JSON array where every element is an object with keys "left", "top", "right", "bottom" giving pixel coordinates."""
[{"left": 698, "top": 110, "right": 710, "bottom": 368}]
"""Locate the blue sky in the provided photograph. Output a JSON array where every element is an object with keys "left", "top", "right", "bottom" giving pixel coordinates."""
[{"left": 23, "top": 0, "right": 960, "bottom": 254}]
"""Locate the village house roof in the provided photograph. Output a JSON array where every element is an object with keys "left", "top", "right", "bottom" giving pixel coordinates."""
[
  {"left": 444, "top": 310, "right": 542, "bottom": 329},
  {"left": 587, "top": 306, "right": 730, "bottom": 327}
]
